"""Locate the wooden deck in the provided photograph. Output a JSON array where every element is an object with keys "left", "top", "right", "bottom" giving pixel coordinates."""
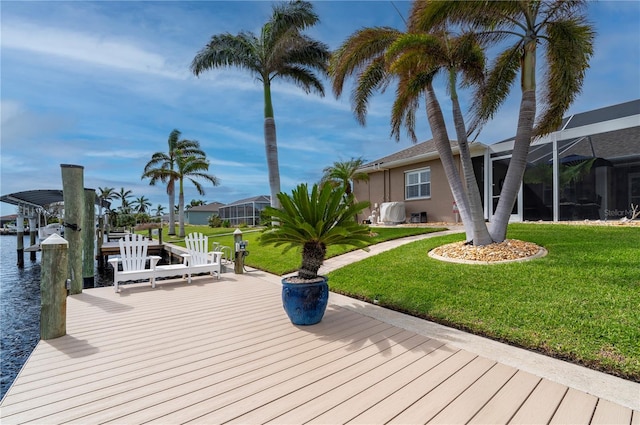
[{"left": 1, "top": 271, "right": 638, "bottom": 424}]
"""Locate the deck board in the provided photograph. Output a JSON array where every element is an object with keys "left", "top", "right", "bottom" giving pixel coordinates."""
[
  {"left": 550, "top": 388, "right": 598, "bottom": 424},
  {"left": 467, "top": 370, "right": 541, "bottom": 425},
  {"left": 1, "top": 271, "right": 636, "bottom": 424}
]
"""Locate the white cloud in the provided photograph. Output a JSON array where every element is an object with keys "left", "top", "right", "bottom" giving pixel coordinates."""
[
  {"left": 84, "top": 150, "right": 152, "bottom": 160},
  {"left": 210, "top": 158, "right": 252, "bottom": 168},
  {"left": 1, "top": 20, "right": 185, "bottom": 79}
]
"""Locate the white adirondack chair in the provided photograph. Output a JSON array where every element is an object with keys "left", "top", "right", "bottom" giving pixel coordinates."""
[
  {"left": 184, "top": 232, "right": 222, "bottom": 280},
  {"left": 108, "top": 234, "right": 189, "bottom": 292},
  {"left": 108, "top": 234, "right": 158, "bottom": 292}
]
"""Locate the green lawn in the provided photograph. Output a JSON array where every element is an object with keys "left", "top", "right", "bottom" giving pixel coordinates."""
[
  {"left": 327, "top": 223, "right": 640, "bottom": 381},
  {"left": 157, "top": 225, "right": 445, "bottom": 275}
]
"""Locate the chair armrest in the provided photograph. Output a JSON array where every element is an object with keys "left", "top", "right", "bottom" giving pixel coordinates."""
[
  {"left": 208, "top": 251, "right": 222, "bottom": 264},
  {"left": 181, "top": 253, "right": 191, "bottom": 265},
  {"left": 149, "top": 255, "right": 162, "bottom": 269}
]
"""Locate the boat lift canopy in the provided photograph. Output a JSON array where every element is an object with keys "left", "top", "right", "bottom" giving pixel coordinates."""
[{"left": 0, "top": 189, "right": 110, "bottom": 210}]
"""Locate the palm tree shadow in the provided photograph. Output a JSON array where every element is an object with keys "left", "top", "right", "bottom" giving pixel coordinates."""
[
  {"left": 294, "top": 304, "right": 455, "bottom": 358},
  {"left": 71, "top": 291, "right": 134, "bottom": 313}
]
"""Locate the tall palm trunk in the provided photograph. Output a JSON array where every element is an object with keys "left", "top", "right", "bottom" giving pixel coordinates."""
[
  {"left": 168, "top": 182, "right": 176, "bottom": 235},
  {"left": 449, "top": 72, "right": 493, "bottom": 245},
  {"left": 490, "top": 90, "right": 536, "bottom": 241},
  {"left": 178, "top": 179, "right": 186, "bottom": 238},
  {"left": 264, "top": 81, "right": 281, "bottom": 209},
  {"left": 424, "top": 83, "right": 473, "bottom": 241},
  {"left": 490, "top": 42, "right": 537, "bottom": 242}
]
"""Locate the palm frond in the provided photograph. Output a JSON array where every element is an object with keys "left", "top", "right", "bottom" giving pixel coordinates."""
[
  {"left": 191, "top": 32, "right": 261, "bottom": 77},
  {"left": 352, "top": 57, "right": 389, "bottom": 125},
  {"left": 259, "top": 183, "right": 371, "bottom": 272},
  {"left": 535, "top": 17, "right": 595, "bottom": 136},
  {"left": 469, "top": 45, "right": 520, "bottom": 133},
  {"left": 329, "top": 27, "right": 401, "bottom": 98}
]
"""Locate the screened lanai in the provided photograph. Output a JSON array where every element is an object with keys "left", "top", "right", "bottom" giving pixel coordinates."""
[
  {"left": 487, "top": 99, "right": 640, "bottom": 222},
  {"left": 217, "top": 195, "right": 270, "bottom": 226}
]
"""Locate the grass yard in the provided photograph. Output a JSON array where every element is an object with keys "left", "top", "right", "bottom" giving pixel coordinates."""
[
  {"left": 327, "top": 223, "right": 640, "bottom": 381},
  {"left": 158, "top": 225, "right": 445, "bottom": 275}
]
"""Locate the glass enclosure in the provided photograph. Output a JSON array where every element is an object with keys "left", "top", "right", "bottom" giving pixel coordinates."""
[
  {"left": 218, "top": 197, "right": 270, "bottom": 226},
  {"left": 491, "top": 124, "right": 640, "bottom": 222}
]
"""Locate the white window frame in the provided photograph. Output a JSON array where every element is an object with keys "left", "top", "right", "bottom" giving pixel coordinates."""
[{"left": 405, "top": 167, "right": 431, "bottom": 200}]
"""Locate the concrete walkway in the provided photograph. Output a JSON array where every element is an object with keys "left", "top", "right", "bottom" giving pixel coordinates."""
[{"left": 289, "top": 227, "right": 639, "bottom": 411}]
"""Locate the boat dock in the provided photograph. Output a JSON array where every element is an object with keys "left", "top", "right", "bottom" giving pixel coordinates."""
[{"left": 1, "top": 268, "right": 637, "bottom": 424}]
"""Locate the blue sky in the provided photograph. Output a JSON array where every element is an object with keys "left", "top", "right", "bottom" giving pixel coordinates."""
[{"left": 1, "top": 1, "right": 639, "bottom": 216}]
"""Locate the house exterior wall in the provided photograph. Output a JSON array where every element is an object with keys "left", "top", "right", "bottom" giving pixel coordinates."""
[
  {"left": 185, "top": 211, "right": 213, "bottom": 226},
  {"left": 356, "top": 101, "right": 639, "bottom": 225},
  {"left": 354, "top": 157, "right": 461, "bottom": 224}
]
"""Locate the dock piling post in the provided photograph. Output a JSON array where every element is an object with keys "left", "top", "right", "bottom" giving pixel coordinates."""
[
  {"left": 29, "top": 213, "right": 37, "bottom": 262},
  {"left": 61, "top": 164, "right": 85, "bottom": 295},
  {"left": 16, "top": 211, "right": 24, "bottom": 268},
  {"left": 83, "top": 189, "right": 96, "bottom": 288},
  {"left": 97, "top": 216, "right": 105, "bottom": 270},
  {"left": 40, "top": 234, "right": 68, "bottom": 340}
]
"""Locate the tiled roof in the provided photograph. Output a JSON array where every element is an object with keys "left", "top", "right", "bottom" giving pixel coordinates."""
[
  {"left": 222, "top": 195, "right": 271, "bottom": 207},
  {"left": 561, "top": 99, "right": 640, "bottom": 130},
  {"left": 361, "top": 99, "right": 640, "bottom": 170},
  {"left": 186, "top": 202, "right": 225, "bottom": 212},
  {"left": 562, "top": 126, "right": 640, "bottom": 161},
  {"left": 362, "top": 140, "right": 462, "bottom": 168}
]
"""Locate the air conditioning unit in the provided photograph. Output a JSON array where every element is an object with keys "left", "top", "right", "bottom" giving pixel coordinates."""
[{"left": 379, "top": 202, "right": 406, "bottom": 224}]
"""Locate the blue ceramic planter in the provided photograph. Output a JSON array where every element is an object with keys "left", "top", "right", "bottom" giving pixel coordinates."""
[{"left": 281, "top": 277, "right": 329, "bottom": 325}]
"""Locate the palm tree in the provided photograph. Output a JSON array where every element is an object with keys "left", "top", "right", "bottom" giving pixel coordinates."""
[
  {"left": 115, "top": 187, "right": 133, "bottom": 213},
  {"left": 191, "top": 0, "right": 330, "bottom": 209},
  {"left": 412, "top": 0, "right": 595, "bottom": 242},
  {"left": 142, "top": 129, "right": 206, "bottom": 235},
  {"left": 260, "top": 183, "right": 371, "bottom": 280},
  {"left": 97, "top": 186, "right": 116, "bottom": 217},
  {"left": 385, "top": 29, "right": 493, "bottom": 245},
  {"left": 320, "top": 157, "right": 370, "bottom": 198},
  {"left": 132, "top": 195, "right": 151, "bottom": 214},
  {"left": 175, "top": 154, "right": 220, "bottom": 237},
  {"left": 152, "top": 204, "right": 165, "bottom": 217},
  {"left": 330, "top": 26, "right": 491, "bottom": 244},
  {"left": 186, "top": 199, "right": 206, "bottom": 210}
]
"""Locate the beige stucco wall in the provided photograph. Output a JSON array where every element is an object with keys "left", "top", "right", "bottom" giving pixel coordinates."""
[{"left": 354, "top": 157, "right": 463, "bottom": 223}]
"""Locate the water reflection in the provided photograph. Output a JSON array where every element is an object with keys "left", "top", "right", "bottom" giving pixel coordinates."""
[{"left": 0, "top": 235, "right": 110, "bottom": 399}]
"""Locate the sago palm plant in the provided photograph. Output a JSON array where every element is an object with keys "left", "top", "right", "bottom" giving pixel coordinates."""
[{"left": 260, "top": 183, "right": 371, "bottom": 280}]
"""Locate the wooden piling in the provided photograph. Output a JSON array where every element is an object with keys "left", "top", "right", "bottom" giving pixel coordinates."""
[
  {"left": 16, "top": 212, "right": 24, "bottom": 268},
  {"left": 97, "top": 216, "right": 105, "bottom": 270},
  {"left": 83, "top": 189, "right": 96, "bottom": 288},
  {"left": 61, "top": 164, "right": 84, "bottom": 295},
  {"left": 40, "top": 234, "right": 68, "bottom": 340},
  {"left": 29, "top": 216, "right": 37, "bottom": 261}
]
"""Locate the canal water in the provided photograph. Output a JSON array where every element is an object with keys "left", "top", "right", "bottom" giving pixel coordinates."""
[{"left": 0, "top": 235, "right": 110, "bottom": 399}]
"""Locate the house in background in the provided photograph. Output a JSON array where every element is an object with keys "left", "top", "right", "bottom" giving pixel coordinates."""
[
  {"left": 184, "top": 202, "right": 225, "bottom": 225},
  {"left": 354, "top": 140, "right": 486, "bottom": 224},
  {"left": 218, "top": 195, "right": 270, "bottom": 227},
  {"left": 354, "top": 99, "right": 640, "bottom": 224}
]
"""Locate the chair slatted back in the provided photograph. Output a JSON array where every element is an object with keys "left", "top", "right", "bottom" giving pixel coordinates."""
[
  {"left": 118, "top": 234, "right": 149, "bottom": 272},
  {"left": 185, "top": 232, "right": 209, "bottom": 266}
]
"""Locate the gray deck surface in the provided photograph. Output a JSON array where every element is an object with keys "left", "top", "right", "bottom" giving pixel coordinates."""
[{"left": 1, "top": 230, "right": 638, "bottom": 424}]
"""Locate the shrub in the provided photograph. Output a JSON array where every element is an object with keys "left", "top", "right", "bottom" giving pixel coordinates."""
[{"left": 208, "top": 214, "right": 223, "bottom": 228}]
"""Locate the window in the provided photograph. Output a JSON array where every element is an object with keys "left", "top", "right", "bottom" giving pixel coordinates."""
[{"left": 405, "top": 168, "right": 431, "bottom": 199}]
